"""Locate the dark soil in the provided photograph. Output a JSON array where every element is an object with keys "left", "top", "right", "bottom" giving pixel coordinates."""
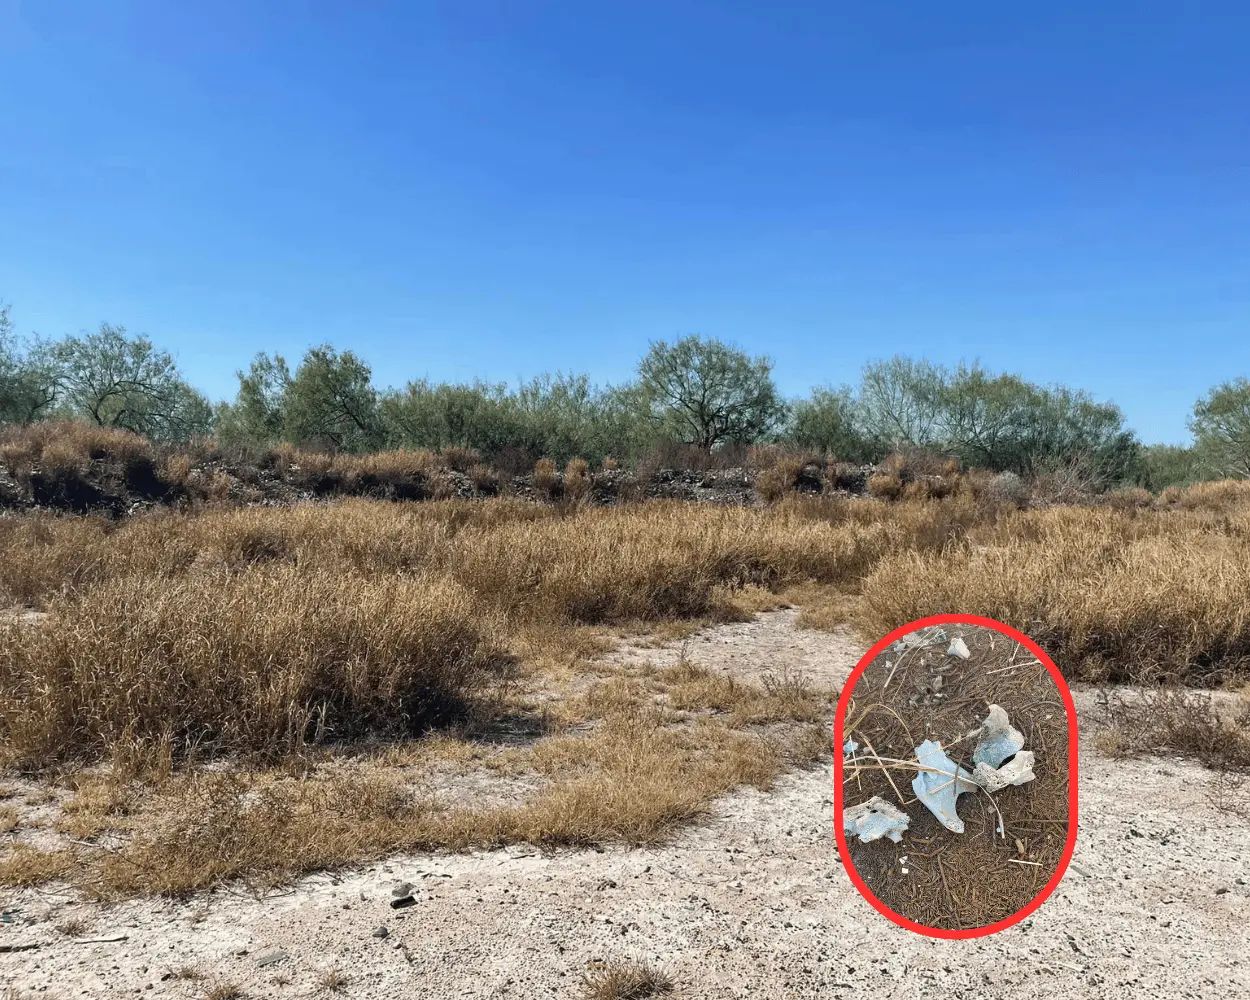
[
  {"left": 0, "top": 460, "right": 858, "bottom": 517},
  {"left": 840, "top": 622, "right": 1071, "bottom": 931}
]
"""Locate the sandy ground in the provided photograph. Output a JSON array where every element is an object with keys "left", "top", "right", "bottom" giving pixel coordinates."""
[{"left": 3, "top": 611, "right": 1248, "bottom": 999}]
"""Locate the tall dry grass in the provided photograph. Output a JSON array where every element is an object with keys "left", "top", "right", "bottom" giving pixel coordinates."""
[
  {"left": 3, "top": 484, "right": 1248, "bottom": 768},
  {"left": 0, "top": 495, "right": 982, "bottom": 765},
  {"left": 4, "top": 481, "right": 1250, "bottom": 896},
  {"left": 854, "top": 500, "right": 1250, "bottom": 682},
  {"left": 0, "top": 570, "right": 504, "bottom": 766}
]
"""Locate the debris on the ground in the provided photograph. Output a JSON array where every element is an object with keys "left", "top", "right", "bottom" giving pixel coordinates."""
[
  {"left": 256, "top": 949, "right": 289, "bottom": 967},
  {"left": 372, "top": 926, "right": 390, "bottom": 939},
  {"left": 390, "top": 895, "right": 417, "bottom": 909},
  {"left": 843, "top": 796, "right": 910, "bottom": 843},
  {"left": 390, "top": 881, "right": 414, "bottom": 898},
  {"left": 911, "top": 740, "right": 977, "bottom": 833},
  {"left": 842, "top": 739, "right": 859, "bottom": 759},
  {"left": 70, "top": 934, "right": 129, "bottom": 945},
  {"left": 947, "top": 636, "right": 971, "bottom": 660},
  {"left": 972, "top": 751, "right": 1036, "bottom": 792},
  {"left": 972, "top": 705, "right": 1025, "bottom": 768}
]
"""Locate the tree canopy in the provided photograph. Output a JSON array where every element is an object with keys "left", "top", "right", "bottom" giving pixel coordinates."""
[{"left": 637, "top": 336, "right": 785, "bottom": 450}]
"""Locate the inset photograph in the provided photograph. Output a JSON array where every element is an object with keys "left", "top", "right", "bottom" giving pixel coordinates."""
[{"left": 835, "top": 617, "right": 1075, "bottom": 935}]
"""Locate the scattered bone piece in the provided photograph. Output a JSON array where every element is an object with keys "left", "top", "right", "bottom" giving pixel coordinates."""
[
  {"left": 843, "top": 796, "right": 910, "bottom": 843},
  {"left": 911, "top": 740, "right": 977, "bottom": 833},
  {"left": 946, "top": 636, "right": 971, "bottom": 659},
  {"left": 972, "top": 750, "right": 1036, "bottom": 792},
  {"left": 973, "top": 704, "right": 1025, "bottom": 768}
]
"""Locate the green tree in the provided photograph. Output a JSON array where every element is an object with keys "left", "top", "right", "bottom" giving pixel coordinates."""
[
  {"left": 857, "top": 357, "right": 948, "bottom": 450},
  {"left": 787, "top": 385, "right": 878, "bottom": 461},
  {"left": 1191, "top": 377, "right": 1250, "bottom": 478},
  {"left": 215, "top": 353, "right": 293, "bottom": 448},
  {"left": 52, "top": 324, "right": 211, "bottom": 440},
  {"left": 1141, "top": 443, "right": 1200, "bottom": 490},
  {"left": 380, "top": 379, "right": 517, "bottom": 454},
  {"left": 637, "top": 336, "right": 784, "bottom": 450},
  {"left": 0, "top": 304, "right": 60, "bottom": 424},
  {"left": 282, "top": 345, "right": 381, "bottom": 452}
]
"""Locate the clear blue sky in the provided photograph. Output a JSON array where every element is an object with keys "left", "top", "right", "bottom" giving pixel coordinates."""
[{"left": 3, "top": 1, "right": 1248, "bottom": 444}]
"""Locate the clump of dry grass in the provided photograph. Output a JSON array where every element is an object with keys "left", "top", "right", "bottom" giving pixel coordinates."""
[
  {"left": 0, "top": 569, "right": 505, "bottom": 765},
  {"left": 317, "top": 968, "right": 351, "bottom": 993},
  {"left": 1096, "top": 688, "right": 1250, "bottom": 769},
  {"left": 755, "top": 456, "right": 805, "bottom": 503},
  {"left": 564, "top": 457, "right": 591, "bottom": 502},
  {"left": 581, "top": 959, "right": 675, "bottom": 1000},
  {"left": 1163, "top": 478, "right": 1250, "bottom": 511},
  {"left": 0, "top": 421, "right": 152, "bottom": 471},
  {"left": 54, "top": 917, "right": 89, "bottom": 937},
  {"left": 533, "top": 457, "right": 559, "bottom": 498},
  {"left": 866, "top": 473, "right": 902, "bottom": 500},
  {"left": 0, "top": 844, "right": 76, "bottom": 885}
]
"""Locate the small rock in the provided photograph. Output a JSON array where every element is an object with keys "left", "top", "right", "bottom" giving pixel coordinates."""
[
  {"left": 372, "top": 926, "right": 389, "bottom": 939},
  {"left": 1215, "top": 887, "right": 1229, "bottom": 895},
  {"left": 256, "top": 949, "right": 288, "bottom": 968},
  {"left": 390, "top": 881, "right": 414, "bottom": 898},
  {"left": 390, "top": 896, "right": 417, "bottom": 910},
  {"left": 946, "top": 637, "right": 971, "bottom": 660}
]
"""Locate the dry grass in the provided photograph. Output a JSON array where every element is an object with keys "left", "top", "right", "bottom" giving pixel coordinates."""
[
  {"left": 317, "top": 968, "right": 351, "bottom": 993},
  {"left": 581, "top": 959, "right": 675, "bottom": 1000},
  {"left": 1095, "top": 688, "right": 1250, "bottom": 769},
  {"left": 1, "top": 570, "right": 505, "bottom": 766},
  {"left": 3, "top": 485, "right": 1250, "bottom": 898},
  {"left": 0, "top": 421, "right": 152, "bottom": 472},
  {"left": 854, "top": 502, "right": 1250, "bottom": 683},
  {"left": 533, "top": 457, "right": 558, "bottom": 498},
  {"left": 54, "top": 917, "right": 89, "bottom": 937},
  {"left": 565, "top": 457, "right": 591, "bottom": 501},
  {"left": 754, "top": 456, "right": 806, "bottom": 503},
  {"left": 866, "top": 473, "right": 902, "bottom": 500}
]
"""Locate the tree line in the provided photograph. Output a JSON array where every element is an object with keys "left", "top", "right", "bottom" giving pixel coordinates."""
[{"left": 2, "top": 301, "right": 1247, "bottom": 489}]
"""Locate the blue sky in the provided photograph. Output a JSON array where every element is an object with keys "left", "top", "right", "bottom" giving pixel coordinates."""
[{"left": 2, "top": 2, "right": 1248, "bottom": 444}]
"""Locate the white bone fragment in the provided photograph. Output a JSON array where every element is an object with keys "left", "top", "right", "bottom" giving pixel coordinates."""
[
  {"left": 843, "top": 796, "right": 910, "bottom": 843},
  {"left": 973, "top": 705, "right": 1025, "bottom": 768},
  {"left": 911, "top": 740, "right": 977, "bottom": 833},
  {"left": 946, "top": 636, "right": 971, "bottom": 659},
  {"left": 972, "top": 751, "right": 1036, "bottom": 792}
]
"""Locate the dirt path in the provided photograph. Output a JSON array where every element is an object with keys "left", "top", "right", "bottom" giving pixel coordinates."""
[{"left": 4, "top": 613, "right": 1247, "bottom": 999}]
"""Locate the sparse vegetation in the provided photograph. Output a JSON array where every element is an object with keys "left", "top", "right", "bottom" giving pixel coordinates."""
[{"left": 581, "top": 959, "right": 675, "bottom": 1000}]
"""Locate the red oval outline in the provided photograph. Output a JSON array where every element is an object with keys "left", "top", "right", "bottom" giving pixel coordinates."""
[{"left": 833, "top": 613, "right": 1079, "bottom": 939}]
